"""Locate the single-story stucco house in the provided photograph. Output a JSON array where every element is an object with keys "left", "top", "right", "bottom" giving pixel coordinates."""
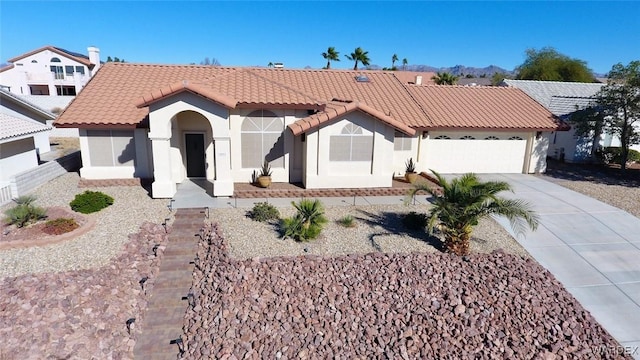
[{"left": 54, "top": 63, "right": 562, "bottom": 198}]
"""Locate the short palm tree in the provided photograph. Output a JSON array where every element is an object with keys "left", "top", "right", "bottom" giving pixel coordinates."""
[
  {"left": 292, "top": 199, "right": 328, "bottom": 230},
  {"left": 345, "top": 47, "right": 370, "bottom": 70},
  {"left": 407, "top": 171, "right": 539, "bottom": 256},
  {"left": 432, "top": 72, "right": 459, "bottom": 85},
  {"left": 402, "top": 58, "right": 408, "bottom": 70},
  {"left": 391, "top": 54, "right": 399, "bottom": 69},
  {"left": 322, "top": 47, "right": 340, "bottom": 69}
]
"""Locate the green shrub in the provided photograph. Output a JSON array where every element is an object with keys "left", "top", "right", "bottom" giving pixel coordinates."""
[
  {"left": 596, "top": 147, "right": 640, "bottom": 165},
  {"left": 280, "top": 199, "right": 327, "bottom": 242},
  {"left": 247, "top": 202, "right": 280, "bottom": 222},
  {"left": 43, "top": 218, "right": 79, "bottom": 235},
  {"left": 402, "top": 211, "right": 428, "bottom": 231},
  {"left": 337, "top": 214, "right": 356, "bottom": 228},
  {"left": 3, "top": 195, "right": 46, "bottom": 228},
  {"left": 70, "top": 191, "right": 114, "bottom": 214}
]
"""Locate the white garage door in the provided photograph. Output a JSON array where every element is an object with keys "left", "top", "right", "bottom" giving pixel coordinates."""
[{"left": 423, "top": 136, "right": 528, "bottom": 173}]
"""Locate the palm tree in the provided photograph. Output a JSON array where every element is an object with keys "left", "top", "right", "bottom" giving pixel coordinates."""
[
  {"left": 345, "top": 47, "right": 370, "bottom": 70},
  {"left": 267, "top": 62, "right": 274, "bottom": 68},
  {"left": 432, "top": 72, "right": 459, "bottom": 85},
  {"left": 292, "top": 199, "right": 327, "bottom": 230},
  {"left": 322, "top": 47, "right": 340, "bottom": 69},
  {"left": 407, "top": 171, "right": 539, "bottom": 256},
  {"left": 402, "top": 58, "right": 408, "bottom": 71},
  {"left": 391, "top": 54, "right": 399, "bottom": 70}
]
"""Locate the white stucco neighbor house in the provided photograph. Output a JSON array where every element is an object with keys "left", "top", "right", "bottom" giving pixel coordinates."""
[
  {"left": 0, "top": 45, "right": 101, "bottom": 97},
  {"left": 0, "top": 114, "right": 51, "bottom": 204},
  {"left": 0, "top": 88, "right": 54, "bottom": 155},
  {"left": 502, "top": 79, "right": 640, "bottom": 162},
  {"left": 54, "top": 63, "right": 562, "bottom": 199}
]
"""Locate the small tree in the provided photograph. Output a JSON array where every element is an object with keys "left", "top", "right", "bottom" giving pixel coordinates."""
[
  {"left": 407, "top": 171, "right": 539, "bottom": 256},
  {"left": 402, "top": 58, "right": 408, "bottom": 71},
  {"left": 515, "top": 47, "right": 594, "bottom": 82},
  {"left": 596, "top": 61, "right": 640, "bottom": 170}
]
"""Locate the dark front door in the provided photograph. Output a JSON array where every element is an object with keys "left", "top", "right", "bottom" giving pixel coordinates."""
[{"left": 185, "top": 133, "right": 206, "bottom": 178}]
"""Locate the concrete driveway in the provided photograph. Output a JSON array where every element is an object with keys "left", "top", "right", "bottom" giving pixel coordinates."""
[{"left": 485, "top": 174, "right": 640, "bottom": 359}]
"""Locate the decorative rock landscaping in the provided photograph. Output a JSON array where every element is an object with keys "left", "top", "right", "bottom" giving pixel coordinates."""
[
  {"left": 0, "top": 222, "right": 168, "bottom": 359},
  {"left": 182, "top": 223, "right": 631, "bottom": 359}
]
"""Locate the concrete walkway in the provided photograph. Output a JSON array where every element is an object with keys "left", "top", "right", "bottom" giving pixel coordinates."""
[
  {"left": 171, "top": 176, "right": 640, "bottom": 358},
  {"left": 485, "top": 174, "right": 640, "bottom": 359}
]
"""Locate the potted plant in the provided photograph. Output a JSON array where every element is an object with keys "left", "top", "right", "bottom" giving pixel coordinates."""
[
  {"left": 257, "top": 160, "right": 272, "bottom": 188},
  {"left": 405, "top": 157, "right": 418, "bottom": 184}
]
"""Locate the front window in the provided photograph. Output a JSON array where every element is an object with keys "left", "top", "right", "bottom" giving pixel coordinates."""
[
  {"left": 241, "top": 110, "right": 284, "bottom": 168},
  {"left": 330, "top": 123, "right": 373, "bottom": 161},
  {"left": 394, "top": 131, "right": 412, "bottom": 151}
]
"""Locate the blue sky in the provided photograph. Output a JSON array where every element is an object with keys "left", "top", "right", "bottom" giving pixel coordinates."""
[{"left": 1, "top": 1, "right": 638, "bottom": 74}]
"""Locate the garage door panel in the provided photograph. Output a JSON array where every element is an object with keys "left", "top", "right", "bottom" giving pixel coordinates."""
[{"left": 424, "top": 139, "right": 526, "bottom": 173}]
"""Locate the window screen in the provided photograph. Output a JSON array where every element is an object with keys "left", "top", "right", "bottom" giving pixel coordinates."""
[
  {"left": 240, "top": 110, "right": 284, "bottom": 168},
  {"left": 329, "top": 124, "right": 373, "bottom": 161},
  {"left": 87, "top": 130, "right": 135, "bottom": 166},
  {"left": 394, "top": 131, "right": 412, "bottom": 151}
]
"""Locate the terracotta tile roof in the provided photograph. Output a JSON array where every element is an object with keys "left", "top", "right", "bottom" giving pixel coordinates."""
[
  {"left": 407, "top": 85, "right": 560, "bottom": 130},
  {"left": 0, "top": 113, "right": 51, "bottom": 141},
  {"left": 56, "top": 63, "right": 431, "bottom": 128},
  {"left": 135, "top": 80, "right": 238, "bottom": 109},
  {"left": 289, "top": 100, "right": 416, "bottom": 136},
  {"left": 7, "top": 45, "right": 93, "bottom": 67},
  {"left": 56, "top": 62, "right": 560, "bottom": 132},
  {"left": 393, "top": 71, "right": 437, "bottom": 85},
  {"left": 55, "top": 63, "right": 237, "bottom": 127}
]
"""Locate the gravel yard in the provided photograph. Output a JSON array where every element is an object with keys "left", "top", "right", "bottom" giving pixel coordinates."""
[
  {"left": 217, "top": 204, "right": 529, "bottom": 260},
  {"left": 0, "top": 173, "right": 171, "bottom": 278}
]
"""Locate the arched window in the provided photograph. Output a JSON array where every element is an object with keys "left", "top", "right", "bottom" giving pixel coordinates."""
[
  {"left": 330, "top": 123, "right": 373, "bottom": 161},
  {"left": 484, "top": 136, "right": 499, "bottom": 140},
  {"left": 433, "top": 135, "right": 451, "bottom": 139},
  {"left": 508, "top": 136, "right": 524, "bottom": 140},
  {"left": 241, "top": 110, "right": 284, "bottom": 168},
  {"left": 50, "top": 57, "right": 61, "bottom": 62},
  {"left": 460, "top": 135, "right": 476, "bottom": 140}
]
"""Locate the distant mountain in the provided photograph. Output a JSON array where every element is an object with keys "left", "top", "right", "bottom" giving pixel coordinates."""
[{"left": 367, "top": 64, "right": 515, "bottom": 77}]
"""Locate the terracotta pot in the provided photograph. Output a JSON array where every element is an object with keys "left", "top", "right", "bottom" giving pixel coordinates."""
[
  {"left": 405, "top": 172, "right": 418, "bottom": 184},
  {"left": 257, "top": 176, "right": 272, "bottom": 188}
]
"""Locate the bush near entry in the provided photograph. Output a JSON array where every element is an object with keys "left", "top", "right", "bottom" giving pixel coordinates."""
[{"left": 70, "top": 191, "right": 114, "bottom": 214}]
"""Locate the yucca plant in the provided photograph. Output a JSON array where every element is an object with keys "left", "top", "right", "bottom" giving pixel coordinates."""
[{"left": 407, "top": 171, "right": 539, "bottom": 256}]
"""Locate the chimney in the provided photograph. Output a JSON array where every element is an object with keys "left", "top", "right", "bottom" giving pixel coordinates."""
[
  {"left": 415, "top": 75, "right": 423, "bottom": 85},
  {"left": 88, "top": 46, "right": 100, "bottom": 72}
]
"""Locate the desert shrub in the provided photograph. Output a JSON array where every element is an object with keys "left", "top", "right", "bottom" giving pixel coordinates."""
[
  {"left": 43, "top": 218, "right": 79, "bottom": 235},
  {"left": 596, "top": 147, "right": 640, "bottom": 165},
  {"left": 70, "top": 191, "right": 114, "bottom": 214},
  {"left": 247, "top": 202, "right": 280, "bottom": 222},
  {"left": 3, "top": 195, "right": 46, "bottom": 228},
  {"left": 280, "top": 199, "right": 327, "bottom": 242},
  {"left": 402, "top": 211, "right": 428, "bottom": 230},
  {"left": 337, "top": 214, "right": 356, "bottom": 228}
]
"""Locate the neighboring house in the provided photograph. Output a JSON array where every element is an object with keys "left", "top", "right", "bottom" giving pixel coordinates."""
[
  {"left": 0, "top": 114, "right": 51, "bottom": 204},
  {"left": 55, "top": 63, "right": 560, "bottom": 199},
  {"left": 501, "top": 79, "right": 627, "bottom": 162},
  {"left": 0, "top": 88, "right": 53, "bottom": 154},
  {"left": 457, "top": 78, "right": 493, "bottom": 87},
  {"left": 0, "top": 45, "right": 101, "bottom": 97}
]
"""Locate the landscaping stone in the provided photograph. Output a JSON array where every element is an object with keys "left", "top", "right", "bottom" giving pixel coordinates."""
[
  {"left": 181, "top": 223, "right": 631, "bottom": 359},
  {"left": 0, "top": 222, "right": 168, "bottom": 359}
]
